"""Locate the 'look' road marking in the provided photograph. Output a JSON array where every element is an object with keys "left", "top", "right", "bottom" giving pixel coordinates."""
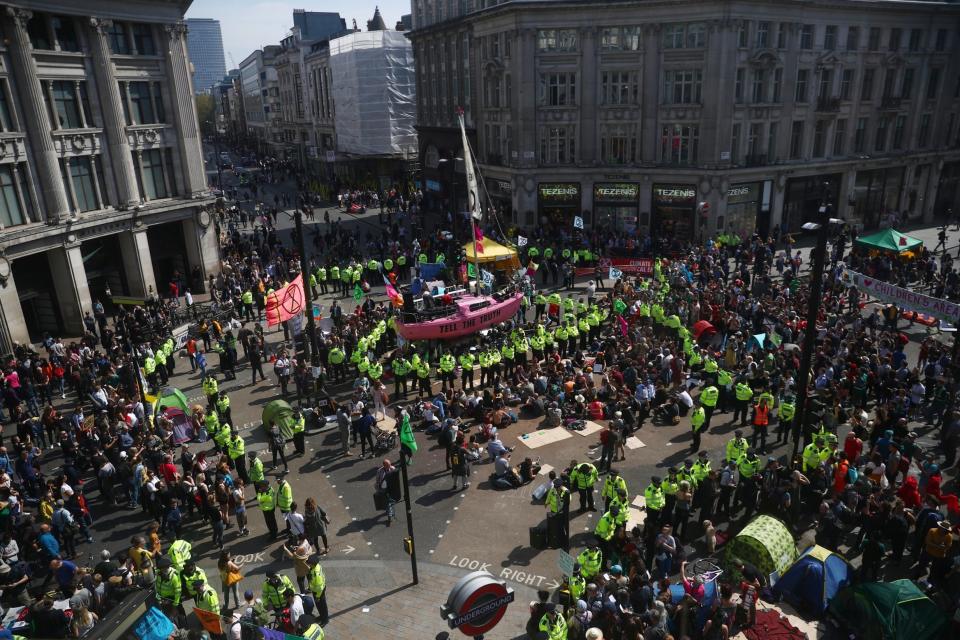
[{"left": 448, "top": 554, "right": 548, "bottom": 587}]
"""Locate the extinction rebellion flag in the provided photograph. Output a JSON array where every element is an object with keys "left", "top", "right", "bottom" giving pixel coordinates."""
[{"left": 265, "top": 275, "right": 305, "bottom": 327}]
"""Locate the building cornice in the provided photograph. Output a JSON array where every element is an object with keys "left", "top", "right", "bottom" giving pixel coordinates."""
[
  {"left": 2, "top": 0, "right": 191, "bottom": 23},
  {"left": 409, "top": 0, "right": 960, "bottom": 39},
  {"left": 0, "top": 195, "right": 213, "bottom": 260}
]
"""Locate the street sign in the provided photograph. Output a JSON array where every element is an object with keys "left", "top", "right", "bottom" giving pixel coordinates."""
[
  {"left": 556, "top": 549, "right": 575, "bottom": 576},
  {"left": 441, "top": 571, "right": 515, "bottom": 637}
]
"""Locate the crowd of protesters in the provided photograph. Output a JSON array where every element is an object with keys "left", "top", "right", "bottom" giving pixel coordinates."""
[{"left": 1, "top": 146, "right": 959, "bottom": 640}]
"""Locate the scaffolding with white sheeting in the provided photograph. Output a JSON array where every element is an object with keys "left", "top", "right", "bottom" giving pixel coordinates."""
[{"left": 328, "top": 30, "right": 417, "bottom": 157}]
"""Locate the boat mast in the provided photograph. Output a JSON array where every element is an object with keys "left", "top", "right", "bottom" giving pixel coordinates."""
[{"left": 458, "top": 108, "right": 483, "bottom": 296}]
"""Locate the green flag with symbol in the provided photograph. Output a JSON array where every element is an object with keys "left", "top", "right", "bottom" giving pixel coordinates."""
[
  {"left": 353, "top": 283, "right": 363, "bottom": 302},
  {"left": 399, "top": 413, "right": 418, "bottom": 454},
  {"left": 613, "top": 299, "right": 627, "bottom": 315}
]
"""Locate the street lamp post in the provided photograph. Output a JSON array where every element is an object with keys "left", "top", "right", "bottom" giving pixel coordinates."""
[
  {"left": 293, "top": 208, "right": 319, "bottom": 367},
  {"left": 791, "top": 187, "right": 840, "bottom": 460},
  {"left": 206, "top": 120, "right": 224, "bottom": 193}
]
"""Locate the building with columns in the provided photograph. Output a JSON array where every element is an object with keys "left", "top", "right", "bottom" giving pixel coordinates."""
[
  {"left": 0, "top": 0, "right": 217, "bottom": 352},
  {"left": 410, "top": 0, "right": 960, "bottom": 240}
]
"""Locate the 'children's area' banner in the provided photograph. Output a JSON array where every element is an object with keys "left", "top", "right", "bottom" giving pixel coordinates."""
[{"left": 842, "top": 268, "right": 960, "bottom": 324}]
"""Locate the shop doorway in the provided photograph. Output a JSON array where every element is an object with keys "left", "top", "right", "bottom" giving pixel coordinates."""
[
  {"left": 148, "top": 222, "right": 191, "bottom": 295},
  {"left": 80, "top": 235, "right": 128, "bottom": 310},
  {"left": 14, "top": 252, "right": 64, "bottom": 342}
]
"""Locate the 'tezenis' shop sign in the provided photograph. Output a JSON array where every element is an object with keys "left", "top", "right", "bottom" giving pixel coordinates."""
[
  {"left": 594, "top": 182, "right": 639, "bottom": 201},
  {"left": 653, "top": 185, "right": 696, "bottom": 205},
  {"left": 538, "top": 183, "right": 581, "bottom": 203},
  {"left": 653, "top": 187, "right": 697, "bottom": 200}
]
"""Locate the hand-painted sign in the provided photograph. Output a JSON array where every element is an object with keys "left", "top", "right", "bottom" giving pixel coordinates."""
[{"left": 842, "top": 268, "right": 960, "bottom": 323}]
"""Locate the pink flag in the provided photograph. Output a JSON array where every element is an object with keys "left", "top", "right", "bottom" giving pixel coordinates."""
[
  {"left": 265, "top": 274, "right": 305, "bottom": 327},
  {"left": 618, "top": 315, "right": 629, "bottom": 337},
  {"left": 383, "top": 275, "right": 403, "bottom": 306},
  {"left": 474, "top": 225, "right": 484, "bottom": 253}
]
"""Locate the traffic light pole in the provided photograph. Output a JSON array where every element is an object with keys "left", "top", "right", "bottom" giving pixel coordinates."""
[{"left": 399, "top": 450, "right": 419, "bottom": 585}]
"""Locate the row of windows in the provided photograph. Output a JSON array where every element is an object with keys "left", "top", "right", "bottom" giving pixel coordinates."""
[
  {"left": 516, "top": 26, "right": 645, "bottom": 54},
  {"left": 529, "top": 66, "right": 954, "bottom": 108},
  {"left": 526, "top": 112, "right": 954, "bottom": 169},
  {"left": 0, "top": 146, "right": 175, "bottom": 227},
  {"left": 740, "top": 21, "right": 952, "bottom": 53},
  {"left": 26, "top": 13, "right": 158, "bottom": 56},
  {"left": 734, "top": 66, "right": 948, "bottom": 105},
  {"left": 537, "top": 124, "right": 699, "bottom": 166},
  {"left": 530, "top": 23, "right": 952, "bottom": 54},
  {"left": 38, "top": 79, "right": 166, "bottom": 130}
]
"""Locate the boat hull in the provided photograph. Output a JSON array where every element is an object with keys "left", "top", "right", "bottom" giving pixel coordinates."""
[{"left": 395, "top": 291, "right": 524, "bottom": 341}]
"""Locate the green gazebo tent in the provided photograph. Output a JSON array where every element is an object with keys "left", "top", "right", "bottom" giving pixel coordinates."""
[
  {"left": 854, "top": 228, "right": 923, "bottom": 253},
  {"left": 262, "top": 399, "right": 297, "bottom": 439}
]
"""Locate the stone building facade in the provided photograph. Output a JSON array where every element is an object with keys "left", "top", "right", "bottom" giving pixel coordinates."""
[
  {"left": 0, "top": 0, "right": 217, "bottom": 351},
  {"left": 410, "top": 0, "right": 960, "bottom": 240}
]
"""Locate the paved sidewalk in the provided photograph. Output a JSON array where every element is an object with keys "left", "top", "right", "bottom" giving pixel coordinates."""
[{"left": 321, "top": 560, "right": 536, "bottom": 640}]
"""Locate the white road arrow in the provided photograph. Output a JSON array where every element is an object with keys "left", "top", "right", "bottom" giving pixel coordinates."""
[
  {"left": 342, "top": 545, "right": 356, "bottom": 555},
  {"left": 547, "top": 580, "right": 561, "bottom": 590}
]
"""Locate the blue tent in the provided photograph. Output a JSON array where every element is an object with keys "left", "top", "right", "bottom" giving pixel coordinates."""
[{"left": 772, "top": 545, "right": 852, "bottom": 617}]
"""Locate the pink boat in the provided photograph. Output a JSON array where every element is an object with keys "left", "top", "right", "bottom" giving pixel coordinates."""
[{"left": 395, "top": 289, "right": 525, "bottom": 341}]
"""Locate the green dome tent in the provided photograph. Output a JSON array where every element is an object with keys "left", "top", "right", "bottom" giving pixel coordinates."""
[
  {"left": 828, "top": 579, "right": 947, "bottom": 640},
  {"left": 153, "top": 387, "right": 190, "bottom": 417},
  {"left": 723, "top": 515, "right": 797, "bottom": 582},
  {"left": 262, "top": 399, "right": 297, "bottom": 439}
]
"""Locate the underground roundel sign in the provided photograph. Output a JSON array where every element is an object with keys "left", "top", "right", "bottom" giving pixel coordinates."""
[{"left": 440, "top": 571, "right": 515, "bottom": 636}]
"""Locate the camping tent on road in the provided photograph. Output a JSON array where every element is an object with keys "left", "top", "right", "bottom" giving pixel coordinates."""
[
  {"left": 723, "top": 515, "right": 797, "bottom": 582},
  {"left": 151, "top": 386, "right": 189, "bottom": 414},
  {"left": 772, "top": 545, "right": 852, "bottom": 617},
  {"left": 262, "top": 399, "right": 298, "bottom": 439},
  {"left": 854, "top": 228, "right": 923, "bottom": 254},
  {"left": 828, "top": 579, "right": 947, "bottom": 640}
]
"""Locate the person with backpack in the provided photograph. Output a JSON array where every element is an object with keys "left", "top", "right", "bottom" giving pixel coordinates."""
[
  {"left": 438, "top": 420, "right": 457, "bottom": 470},
  {"left": 269, "top": 421, "right": 289, "bottom": 473},
  {"left": 451, "top": 438, "right": 470, "bottom": 490}
]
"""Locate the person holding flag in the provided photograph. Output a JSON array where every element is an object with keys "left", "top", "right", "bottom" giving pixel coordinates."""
[{"left": 395, "top": 406, "right": 417, "bottom": 466}]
